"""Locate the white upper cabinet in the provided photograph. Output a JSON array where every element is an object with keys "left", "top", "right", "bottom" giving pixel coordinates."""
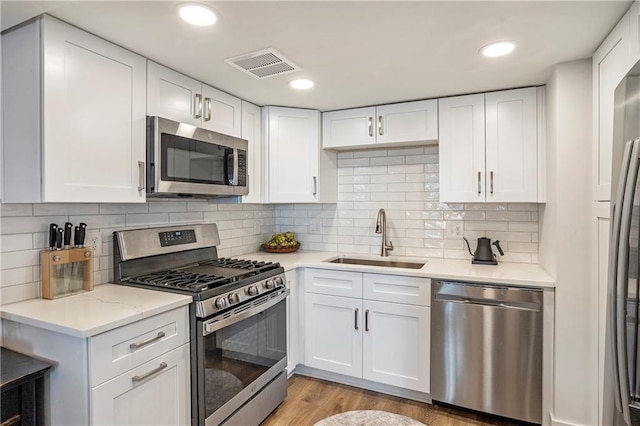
[
  {"left": 438, "top": 93, "right": 486, "bottom": 203},
  {"left": 147, "top": 62, "right": 201, "bottom": 126},
  {"left": 2, "top": 15, "right": 146, "bottom": 203},
  {"left": 241, "top": 101, "right": 263, "bottom": 203},
  {"left": 200, "top": 84, "right": 242, "bottom": 137},
  {"left": 439, "top": 87, "right": 540, "bottom": 203},
  {"left": 485, "top": 88, "right": 538, "bottom": 202},
  {"left": 322, "top": 107, "right": 376, "bottom": 149},
  {"left": 147, "top": 61, "right": 242, "bottom": 137},
  {"left": 263, "top": 107, "right": 337, "bottom": 203},
  {"left": 322, "top": 100, "right": 438, "bottom": 150},
  {"left": 593, "top": 12, "right": 631, "bottom": 201}
]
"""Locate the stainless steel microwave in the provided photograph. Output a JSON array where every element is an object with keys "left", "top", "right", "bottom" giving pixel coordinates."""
[{"left": 146, "top": 116, "right": 248, "bottom": 198}]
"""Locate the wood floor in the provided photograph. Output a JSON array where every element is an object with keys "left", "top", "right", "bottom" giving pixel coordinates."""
[{"left": 261, "top": 375, "right": 520, "bottom": 426}]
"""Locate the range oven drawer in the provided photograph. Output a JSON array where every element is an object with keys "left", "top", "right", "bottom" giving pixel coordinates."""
[{"left": 89, "top": 306, "right": 190, "bottom": 387}]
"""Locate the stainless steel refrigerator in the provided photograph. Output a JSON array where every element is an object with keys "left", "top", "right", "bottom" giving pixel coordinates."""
[{"left": 607, "top": 59, "right": 640, "bottom": 426}]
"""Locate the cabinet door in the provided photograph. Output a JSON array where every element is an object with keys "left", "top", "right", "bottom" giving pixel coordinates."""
[
  {"left": 91, "top": 343, "right": 190, "bottom": 426},
  {"left": 147, "top": 61, "right": 201, "bottom": 126},
  {"left": 201, "top": 85, "right": 242, "bottom": 137},
  {"left": 242, "top": 101, "right": 263, "bottom": 203},
  {"left": 362, "top": 300, "right": 429, "bottom": 393},
  {"left": 485, "top": 87, "right": 538, "bottom": 202},
  {"left": 264, "top": 107, "right": 320, "bottom": 203},
  {"left": 304, "top": 293, "right": 362, "bottom": 378},
  {"left": 42, "top": 16, "right": 146, "bottom": 202},
  {"left": 593, "top": 15, "right": 630, "bottom": 201},
  {"left": 376, "top": 100, "right": 438, "bottom": 145},
  {"left": 438, "top": 94, "right": 485, "bottom": 203},
  {"left": 322, "top": 107, "right": 376, "bottom": 149}
]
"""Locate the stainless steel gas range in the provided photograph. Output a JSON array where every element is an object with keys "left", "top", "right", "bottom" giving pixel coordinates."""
[{"left": 113, "top": 224, "right": 288, "bottom": 426}]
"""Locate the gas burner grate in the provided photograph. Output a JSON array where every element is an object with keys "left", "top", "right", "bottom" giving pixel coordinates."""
[
  {"left": 124, "top": 258, "right": 282, "bottom": 294},
  {"left": 201, "top": 258, "right": 275, "bottom": 270},
  {"left": 127, "top": 270, "right": 222, "bottom": 292}
]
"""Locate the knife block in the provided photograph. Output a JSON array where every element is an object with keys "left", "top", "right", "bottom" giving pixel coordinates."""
[{"left": 40, "top": 248, "right": 93, "bottom": 299}]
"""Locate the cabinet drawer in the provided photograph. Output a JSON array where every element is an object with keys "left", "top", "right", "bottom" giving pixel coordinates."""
[
  {"left": 363, "top": 274, "right": 430, "bottom": 306},
  {"left": 91, "top": 343, "right": 191, "bottom": 426},
  {"left": 304, "top": 268, "right": 362, "bottom": 298},
  {"left": 89, "top": 307, "right": 189, "bottom": 387}
]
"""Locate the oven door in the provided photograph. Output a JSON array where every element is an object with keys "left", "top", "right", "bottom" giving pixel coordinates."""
[
  {"left": 149, "top": 116, "right": 248, "bottom": 197},
  {"left": 196, "top": 288, "right": 289, "bottom": 426}
]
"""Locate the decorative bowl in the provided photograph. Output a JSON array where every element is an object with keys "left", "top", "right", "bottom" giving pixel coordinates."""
[{"left": 261, "top": 242, "right": 300, "bottom": 253}]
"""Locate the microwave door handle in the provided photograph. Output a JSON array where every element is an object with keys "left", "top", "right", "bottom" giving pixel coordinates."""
[{"left": 232, "top": 148, "right": 239, "bottom": 186}]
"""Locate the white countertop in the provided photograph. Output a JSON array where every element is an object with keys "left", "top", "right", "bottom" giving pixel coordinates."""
[
  {"left": 0, "top": 251, "right": 553, "bottom": 339},
  {"left": 244, "top": 250, "right": 555, "bottom": 288},
  {"left": 0, "top": 284, "right": 192, "bottom": 338}
]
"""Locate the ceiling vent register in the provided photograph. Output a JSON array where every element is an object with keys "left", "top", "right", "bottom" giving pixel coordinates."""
[{"left": 225, "top": 48, "right": 300, "bottom": 79}]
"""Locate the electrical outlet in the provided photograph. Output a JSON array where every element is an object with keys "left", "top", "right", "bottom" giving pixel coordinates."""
[
  {"left": 309, "top": 218, "right": 322, "bottom": 234},
  {"left": 86, "top": 230, "right": 102, "bottom": 256},
  {"left": 446, "top": 222, "right": 464, "bottom": 239}
]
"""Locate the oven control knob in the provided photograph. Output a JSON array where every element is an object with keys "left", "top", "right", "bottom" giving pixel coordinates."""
[
  {"left": 274, "top": 276, "right": 284, "bottom": 286},
  {"left": 247, "top": 286, "right": 259, "bottom": 296},
  {"left": 228, "top": 293, "right": 239, "bottom": 304},
  {"left": 265, "top": 279, "right": 276, "bottom": 289},
  {"left": 214, "top": 298, "right": 227, "bottom": 309}
]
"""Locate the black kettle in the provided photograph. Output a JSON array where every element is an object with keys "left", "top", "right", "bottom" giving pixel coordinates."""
[{"left": 463, "top": 237, "right": 504, "bottom": 265}]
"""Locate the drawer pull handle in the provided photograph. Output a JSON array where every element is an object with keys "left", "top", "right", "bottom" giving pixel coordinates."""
[
  {"left": 365, "top": 309, "right": 369, "bottom": 331},
  {"left": 354, "top": 308, "right": 359, "bottom": 330},
  {"left": 131, "top": 362, "right": 167, "bottom": 383},
  {"left": 130, "top": 331, "right": 165, "bottom": 350}
]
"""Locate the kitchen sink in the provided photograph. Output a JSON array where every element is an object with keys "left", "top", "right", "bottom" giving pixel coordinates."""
[{"left": 327, "top": 257, "right": 425, "bottom": 269}]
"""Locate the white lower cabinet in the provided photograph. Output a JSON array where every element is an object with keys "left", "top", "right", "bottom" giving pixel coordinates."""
[
  {"left": 304, "top": 293, "right": 363, "bottom": 377},
  {"left": 286, "top": 269, "right": 301, "bottom": 374},
  {"left": 302, "top": 269, "right": 430, "bottom": 393},
  {"left": 91, "top": 343, "right": 191, "bottom": 425},
  {"left": 0, "top": 306, "right": 190, "bottom": 425},
  {"left": 362, "top": 300, "right": 429, "bottom": 393}
]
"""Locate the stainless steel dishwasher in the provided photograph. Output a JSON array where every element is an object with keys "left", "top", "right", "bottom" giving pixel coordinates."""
[{"left": 431, "top": 280, "right": 543, "bottom": 424}]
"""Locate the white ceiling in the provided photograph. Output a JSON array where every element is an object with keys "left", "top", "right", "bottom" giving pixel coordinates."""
[{"left": 1, "top": 1, "right": 632, "bottom": 112}]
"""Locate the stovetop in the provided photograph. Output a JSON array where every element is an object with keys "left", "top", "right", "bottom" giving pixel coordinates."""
[{"left": 124, "top": 258, "right": 281, "bottom": 294}]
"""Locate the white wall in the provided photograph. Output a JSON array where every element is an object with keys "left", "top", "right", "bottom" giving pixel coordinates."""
[
  {"left": 0, "top": 200, "right": 276, "bottom": 305},
  {"left": 276, "top": 145, "right": 540, "bottom": 263},
  {"left": 539, "top": 59, "right": 595, "bottom": 425}
]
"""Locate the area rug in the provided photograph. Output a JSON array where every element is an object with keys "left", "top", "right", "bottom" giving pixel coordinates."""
[{"left": 314, "top": 410, "right": 426, "bottom": 426}]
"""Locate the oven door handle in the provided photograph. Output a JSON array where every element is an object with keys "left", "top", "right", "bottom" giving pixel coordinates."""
[{"left": 203, "top": 288, "right": 290, "bottom": 336}]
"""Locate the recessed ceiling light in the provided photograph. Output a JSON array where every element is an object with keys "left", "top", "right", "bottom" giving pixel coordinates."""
[
  {"left": 179, "top": 3, "right": 217, "bottom": 27},
  {"left": 480, "top": 41, "right": 516, "bottom": 58},
  {"left": 289, "top": 79, "right": 315, "bottom": 90}
]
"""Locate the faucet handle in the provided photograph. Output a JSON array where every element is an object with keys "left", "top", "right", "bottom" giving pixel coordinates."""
[{"left": 387, "top": 240, "right": 394, "bottom": 251}]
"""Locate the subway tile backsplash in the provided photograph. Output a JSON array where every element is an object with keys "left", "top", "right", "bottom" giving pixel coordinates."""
[
  {"left": 0, "top": 146, "right": 539, "bottom": 305},
  {"left": 274, "top": 146, "right": 539, "bottom": 263},
  {"left": 0, "top": 201, "right": 276, "bottom": 305}
]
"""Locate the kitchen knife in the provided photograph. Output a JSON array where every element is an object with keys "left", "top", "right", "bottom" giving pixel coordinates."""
[
  {"left": 77, "top": 223, "right": 87, "bottom": 247},
  {"left": 48, "top": 224, "right": 58, "bottom": 250},
  {"left": 63, "top": 222, "right": 73, "bottom": 248},
  {"left": 56, "top": 228, "right": 63, "bottom": 250},
  {"left": 74, "top": 226, "right": 81, "bottom": 247}
]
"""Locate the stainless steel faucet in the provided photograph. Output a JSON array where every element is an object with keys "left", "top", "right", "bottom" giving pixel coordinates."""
[{"left": 375, "top": 208, "right": 394, "bottom": 257}]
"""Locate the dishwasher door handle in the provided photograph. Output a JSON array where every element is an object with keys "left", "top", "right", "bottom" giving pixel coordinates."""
[{"left": 434, "top": 294, "right": 540, "bottom": 312}]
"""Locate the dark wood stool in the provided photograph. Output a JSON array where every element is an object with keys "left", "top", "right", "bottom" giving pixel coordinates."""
[{"left": 1, "top": 348, "right": 52, "bottom": 426}]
